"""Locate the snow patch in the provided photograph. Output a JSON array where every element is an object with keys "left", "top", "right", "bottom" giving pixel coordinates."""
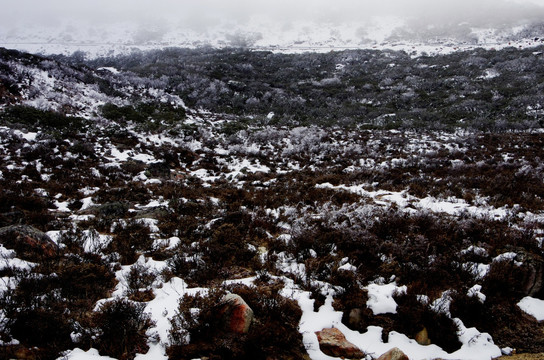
[
  {"left": 518, "top": 296, "right": 544, "bottom": 321},
  {"left": 366, "top": 282, "right": 407, "bottom": 315}
]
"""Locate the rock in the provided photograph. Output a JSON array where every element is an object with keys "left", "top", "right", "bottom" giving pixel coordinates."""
[
  {"left": 315, "top": 327, "right": 365, "bottom": 359},
  {"left": 415, "top": 326, "right": 431, "bottom": 345},
  {"left": 519, "top": 251, "right": 544, "bottom": 297},
  {"left": 0, "top": 225, "right": 58, "bottom": 259},
  {"left": 218, "top": 293, "right": 254, "bottom": 334},
  {"left": 377, "top": 347, "right": 410, "bottom": 360},
  {"left": 348, "top": 308, "right": 364, "bottom": 328}
]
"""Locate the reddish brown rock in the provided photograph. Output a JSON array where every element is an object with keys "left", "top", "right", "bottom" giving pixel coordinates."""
[
  {"left": 218, "top": 293, "right": 254, "bottom": 334},
  {"left": 315, "top": 327, "right": 365, "bottom": 359},
  {"left": 377, "top": 347, "right": 410, "bottom": 360},
  {"left": 0, "top": 225, "right": 58, "bottom": 260}
]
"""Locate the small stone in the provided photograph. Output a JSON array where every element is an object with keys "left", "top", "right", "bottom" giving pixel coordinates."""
[
  {"left": 377, "top": 347, "right": 410, "bottom": 360},
  {"left": 315, "top": 327, "right": 365, "bottom": 359},
  {"left": 415, "top": 326, "right": 431, "bottom": 346}
]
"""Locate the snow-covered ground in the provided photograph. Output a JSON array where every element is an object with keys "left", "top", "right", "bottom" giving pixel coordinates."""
[{"left": 2, "top": 45, "right": 544, "bottom": 360}]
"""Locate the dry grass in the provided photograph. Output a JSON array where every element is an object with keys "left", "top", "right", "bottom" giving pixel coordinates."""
[{"left": 498, "top": 354, "right": 544, "bottom": 360}]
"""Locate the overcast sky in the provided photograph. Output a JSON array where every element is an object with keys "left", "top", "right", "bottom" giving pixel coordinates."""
[{"left": 2, "top": 0, "right": 544, "bottom": 34}]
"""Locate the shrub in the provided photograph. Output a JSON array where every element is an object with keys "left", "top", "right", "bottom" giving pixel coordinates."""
[
  {"left": 107, "top": 220, "right": 153, "bottom": 265},
  {"left": 90, "top": 298, "right": 154, "bottom": 360},
  {"left": 1, "top": 105, "right": 86, "bottom": 131},
  {"left": 202, "top": 223, "right": 256, "bottom": 273},
  {"left": 168, "top": 283, "right": 306, "bottom": 360},
  {"left": 393, "top": 292, "right": 461, "bottom": 353},
  {"left": 10, "top": 305, "right": 73, "bottom": 358},
  {"left": 58, "top": 262, "right": 116, "bottom": 303},
  {"left": 450, "top": 291, "right": 544, "bottom": 352},
  {"left": 125, "top": 263, "right": 157, "bottom": 302}
]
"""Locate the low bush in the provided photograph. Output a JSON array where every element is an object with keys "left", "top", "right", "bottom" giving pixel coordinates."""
[
  {"left": 125, "top": 263, "right": 157, "bottom": 301},
  {"left": 168, "top": 282, "right": 306, "bottom": 360},
  {"left": 10, "top": 305, "right": 73, "bottom": 359},
  {"left": 1, "top": 105, "right": 86, "bottom": 131},
  {"left": 87, "top": 298, "right": 154, "bottom": 360},
  {"left": 106, "top": 220, "right": 153, "bottom": 265}
]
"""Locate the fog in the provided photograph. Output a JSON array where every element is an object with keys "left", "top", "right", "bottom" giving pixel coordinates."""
[
  {"left": 2, "top": 0, "right": 544, "bottom": 51},
  {"left": 2, "top": 0, "right": 544, "bottom": 30}
]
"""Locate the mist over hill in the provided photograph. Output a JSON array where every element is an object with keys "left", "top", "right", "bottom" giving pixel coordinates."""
[{"left": 2, "top": 0, "right": 544, "bottom": 56}]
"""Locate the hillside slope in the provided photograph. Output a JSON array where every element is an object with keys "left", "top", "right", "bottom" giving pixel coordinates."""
[{"left": 0, "top": 47, "right": 543, "bottom": 360}]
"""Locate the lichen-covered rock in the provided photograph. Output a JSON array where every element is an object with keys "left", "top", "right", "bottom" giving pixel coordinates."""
[
  {"left": 315, "top": 327, "right": 365, "bottom": 359},
  {"left": 377, "top": 347, "right": 410, "bottom": 360},
  {"left": 218, "top": 293, "right": 254, "bottom": 334},
  {"left": 0, "top": 225, "right": 57, "bottom": 259}
]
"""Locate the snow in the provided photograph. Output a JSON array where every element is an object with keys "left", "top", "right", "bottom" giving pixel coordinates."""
[
  {"left": 365, "top": 282, "right": 407, "bottom": 315},
  {"left": 316, "top": 182, "right": 511, "bottom": 219},
  {"left": 279, "top": 279, "right": 501, "bottom": 360},
  {"left": 0, "top": 245, "right": 35, "bottom": 274},
  {"left": 81, "top": 230, "right": 112, "bottom": 254},
  {"left": 53, "top": 200, "right": 71, "bottom": 212},
  {"left": 137, "top": 218, "right": 160, "bottom": 233},
  {"left": 338, "top": 263, "right": 357, "bottom": 272},
  {"left": 13, "top": 130, "right": 38, "bottom": 141},
  {"left": 430, "top": 291, "right": 455, "bottom": 317},
  {"left": 143, "top": 276, "right": 208, "bottom": 348},
  {"left": 469, "top": 263, "right": 491, "bottom": 279},
  {"left": 493, "top": 252, "right": 523, "bottom": 266},
  {"left": 517, "top": 296, "right": 544, "bottom": 321},
  {"left": 59, "top": 348, "right": 116, "bottom": 360},
  {"left": 106, "top": 147, "right": 155, "bottom": 164},
  {"left": 80, "top": 196, "right": 95, "bottom": 210},
  {"left": 97, "top": 67, "right": 120, "bottom": 74},
  {"left": 138, "top": 199, "right": 169, "bottom": 209},
  {"left": 225, "top": 158, "right": 270, "bottom": 177},
  {"left": 467, "top": 284, "right": 486, "bottom": 303}
]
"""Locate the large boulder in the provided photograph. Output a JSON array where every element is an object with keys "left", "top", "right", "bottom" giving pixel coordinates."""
[
  {"left": 0, "top": 225, "right": 58, "bottom": 260},
  {"left": 377, "top": 347, "right": 410, "bottom": 360},
  {"left": 315, "top": 327, "right": 365, "bottom": 359},
  {"left": 218, "top": 293, "right": 254, "bottom": 334}
]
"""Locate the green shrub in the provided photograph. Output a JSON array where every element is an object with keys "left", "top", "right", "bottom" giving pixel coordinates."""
[{"left": 1, "top": 105, "right": 85, "bottom": 131}]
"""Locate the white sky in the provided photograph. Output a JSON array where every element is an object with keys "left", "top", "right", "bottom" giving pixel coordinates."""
[{"left": 1, "top": 0, "right": 544, "bottom": 32}]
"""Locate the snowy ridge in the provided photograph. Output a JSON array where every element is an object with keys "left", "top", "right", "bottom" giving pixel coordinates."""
[{"left": 1, "top": 18, "right": 544, "bottom": 58}]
